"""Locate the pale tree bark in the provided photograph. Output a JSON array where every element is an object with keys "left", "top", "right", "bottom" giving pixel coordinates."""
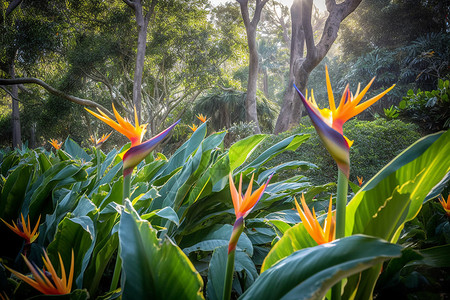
[
  {"left": 274, "top": 0, "right": 362, "bottom": 134},
  {"left": 8, "top": 53, "right": 22, "bottom": 148},
  {"left": 123, "top": 0, "right": 157, "bottom": 124},
  {"left": 237, "top": 0, "right": 269, "bottom": 134}
]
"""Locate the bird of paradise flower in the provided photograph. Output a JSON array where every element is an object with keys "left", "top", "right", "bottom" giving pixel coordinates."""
[
  {"left": 295, "top": 66, "right": 395, "bottom": 178},
  {"left": 5, "top": 250, "right": 74, "bottom": 295},
  {"left": 85, "top": 104, "right": 179, "bottom": 177},
  {"left": 90, "top": 132, "right": 112, "bottom": 148},
  {"left": 295, "top": 194, "right": 335, "bottom": 245},
  {"left": 48, "top": 139, "right": 62, "bottom": 150},
  {"left": 1, "top": 214, "right": 41, "bottom": 245},
  {"left": 439, "top": 194, "right": 450, "bottom": 217},
  {"left": 224, "top": 172, "right": 272, "bottom": 299}
]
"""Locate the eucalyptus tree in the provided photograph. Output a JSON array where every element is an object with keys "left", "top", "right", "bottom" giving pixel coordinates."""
[
  {"left": 123, "top": 0, "right": 157, "bottom": 124},
  {"left": 1, "top": 0, "right": 233, "bottom": 145},
  {"left": 0, "top": 1, "right": 65, "bottom": 147},
  {"left": 236, "top": 0, "right": 270, "bottom": 134},
  {"left": 273, "top": 0, "right": 362, "bottom": 134}
]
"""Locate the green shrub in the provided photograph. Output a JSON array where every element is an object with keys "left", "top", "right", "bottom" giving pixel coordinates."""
[
  {"left": 400, "top": 79, "right": 450, "bottom": 133},
  {"left": 252, "top": 118, "right": 421, "bottom": 186}
]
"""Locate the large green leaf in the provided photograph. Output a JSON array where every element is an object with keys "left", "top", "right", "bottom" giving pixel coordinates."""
[
  {"left": 229, "top": 134, "right": 266, "bottom": 171},
  {"left": 240, "top": 235, "right": 402, "bottom": 300},
  {"left": 0, "top": 164, "right": 33, "bottom": 220},
  {"left": 119, "top": 200, "right": 204, "bottom": 300},
  {"left": 346, "top": 129, "right": 450, "bottom": 240},
  {"left": 181, "top": 224, "right": 253, "bottom": 257},
  {"left": 27, "top": 162, "right": 88, "bottom": 219},
  {"left": 343, "top": 130, "right": 450, "bottom": 299},
  {"left": 156, "top": 122, "right": 207, "bottom": 178},
  {"left": 240, "top": 134, "right": 310, "bottom": 172},
  {"left": 39, "top": 187, "right": 81, "bottom": 244},
  {"left": 47, "top": 216, "right": 96, "bottom": 289},
  {"left": 85, "top": 233, "right": 118, "bottom": 296},
  {"left": 261, "top": 222, "right": 316, "bottom": 272},
  {"left": 206, "top": 245, "right": 227, "bottom": 300},
  {"left": 64, "top": 138, "right": 92, "bottom": 162},
  {"left": 210, "top": 134, "right": 266, "bottom": 192}
]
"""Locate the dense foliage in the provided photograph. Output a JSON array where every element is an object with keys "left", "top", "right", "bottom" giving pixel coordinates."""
[
  {"left": 399, "top": 79, "right": 450, "bottom": 133},
  {"left": 251, "top": 118, "right": 421, "bottom": 186},
  {"left": 1, "top": 1, "right": 450, "bottom": 299}
]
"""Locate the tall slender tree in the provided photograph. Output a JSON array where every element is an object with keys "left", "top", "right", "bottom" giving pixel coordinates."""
[
  {"left": 274, "top": 0, "right": 362, "bottom": 134},
  {"left": 237, "top": 0, "right": 270, "bottom": 134},
  {"left": 123, "top": 0, "right": 157, "bottom": 124}
]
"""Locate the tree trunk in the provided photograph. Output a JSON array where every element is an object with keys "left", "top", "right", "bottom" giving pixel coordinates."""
[
  {"left": 274, "top": 0, "right": 362, "bottom": 134},
  {"left": 237, "top": 0, "right": 269, "bottom": 134},
  {"left": 131, "top": 1, "right": 149, "bottom": 124},
  {"left": 9, "top": 61, "right": 21, "bottom": 148},
  {"left": 124, "top": 0, "right": 157, "bottom": 124},
  {"left": 274, "top": 0, "right": 304, "bottom": 134},
  {"left": 245, "top": 25, "right": 261, "bottom": 133},
  {"left": 30, "top": 122, "right": 36, "bottom": 148}
]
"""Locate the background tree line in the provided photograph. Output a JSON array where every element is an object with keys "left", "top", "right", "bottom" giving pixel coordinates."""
[{"left": 0, "top": 0, "right": 448, "bottom": 149}]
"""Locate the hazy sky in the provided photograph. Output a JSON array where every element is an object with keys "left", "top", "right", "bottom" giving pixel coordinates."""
[{"left": 209, "top": 0, "right": 327, "bottom": 11}]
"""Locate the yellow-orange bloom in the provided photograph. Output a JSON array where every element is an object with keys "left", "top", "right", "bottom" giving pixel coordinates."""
[
  {"left": 49, "top": 139, "right": 62, "bottom": 150},
  {"left": 5, "top": 250, "right": 74, "bottom": 295},
  {"left": 357, "top": 176, "right": 363, "bottom": 186},
  {"left": 229, "top": 173, "right": 271, "bottom": 220},
  {"left": 85, "top": 104, "right": 147, "bottom": 147},
  {"left": 295, "top": 194, "right": 335, "bottom": 245},
  {"left": 196, "top": 114, "right": 207, "bottom": 123},
  {"left": 188, "top": 124, "right": 198, "bottom": 132},
  {"left": 439, "top": 195, "right": 450, "bottom": 216},
  {"left": 1, "top": 214, "right": 40, "bottom": 245},
  {"left": 90, "top": 132, "right": 112, "bottom": 148}
]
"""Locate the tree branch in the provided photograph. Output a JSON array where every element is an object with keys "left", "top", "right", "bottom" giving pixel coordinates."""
[
  {"left": 303, "top": 0, "right": 315, "bottom": 58},
  {"left": 5, "top": 0, "right": 23, "bottom": 18},
  {"left": 237, "top": 0, "right": 251, "bottom": 27},
  {"left": 0, "top": 77, "right": 115, "bottom": 119},
  {"left": 122, "top": 0, "right": 135, "bottom": 9}
]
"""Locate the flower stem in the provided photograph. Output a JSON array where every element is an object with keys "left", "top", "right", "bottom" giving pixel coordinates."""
[
  {"left": 96, "top": 148, "right": 101, "bottom": 182},
  {"left": 123, "top": 173, "right": 131, "bottom": 201},
  {"left": 109, "top": 172, "right": 132, "bottom": 292},
  {"left": 223, "top": 218, "right": 244, "bottom": 300},
  {"left": 332, "top": 169, "right": 349, "bottom": 300},
  {"left": 223, "top": 249, "right": 236, "bottom": 300},
  {"left": 335, "top": 169, "right": 348, "bottom": 239}
]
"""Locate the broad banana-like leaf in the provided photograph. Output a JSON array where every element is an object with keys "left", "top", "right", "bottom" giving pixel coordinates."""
[
  {"left": 240, "top": 235, "right": 402, "bottom": 300},
  {"left": 118, "top": 200, "right": 204, "bottom": 300},
  {"left": 47, "top": 216, "right": 96, "bottom": 289},
  {"left": 262, "top": 131, "right": 449, "bottom": 272}
]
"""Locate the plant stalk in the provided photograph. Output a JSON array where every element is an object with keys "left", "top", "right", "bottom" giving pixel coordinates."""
[
  {"left": 223, "top": 249, "right": 236, "bottom": 300},
  {"left": 96, "top": 148, "right": 101, "bottom": 182},
  {"left": 335, "top": 169, "right": 348, "bottom": 239},
  {"left": 332, "top": 169, "right": 349, "bottom": 300},
  {"left": 109, "top": 172, "right": 132, "bottom": 292},
  {"left": 223, "top": 218, "right": 244, "bottom": 300},
  {"left": 123, "top": 173, "right": 131, "bottom": 201}
]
